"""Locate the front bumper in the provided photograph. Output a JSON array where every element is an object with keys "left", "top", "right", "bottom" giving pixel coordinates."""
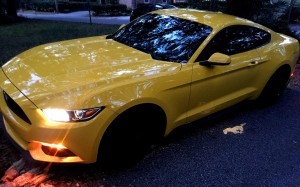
[{"left": 0, "top": 70, "right": 116, "bottom": 163}]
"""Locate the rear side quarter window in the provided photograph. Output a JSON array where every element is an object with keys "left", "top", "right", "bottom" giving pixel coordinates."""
[{"left": 197, "top": 25, "right": 271, "bottom": 61}]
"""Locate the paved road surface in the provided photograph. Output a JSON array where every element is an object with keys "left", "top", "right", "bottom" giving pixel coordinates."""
[
  {"left": 17, "top": 11, "right": 130, "bottom": 25},
  {"left": 45, "top": 83, "right": 300, "bottom": 186}
]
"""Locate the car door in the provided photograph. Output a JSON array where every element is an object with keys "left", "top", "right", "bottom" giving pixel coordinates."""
[{"left": 187, "top": 25, "right": 271, "bottom": 123}]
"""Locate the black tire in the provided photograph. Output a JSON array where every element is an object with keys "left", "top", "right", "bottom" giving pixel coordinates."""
[
  {"left": 257, "top": 66, "right": 291, "bottom": 105},
  {"left": 98, "top": 106, "right": 165, "bottom": 168}
]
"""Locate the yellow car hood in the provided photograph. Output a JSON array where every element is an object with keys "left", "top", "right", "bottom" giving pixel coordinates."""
[{"left": 2, "top": 36, "right": 181, "bottom": 109}]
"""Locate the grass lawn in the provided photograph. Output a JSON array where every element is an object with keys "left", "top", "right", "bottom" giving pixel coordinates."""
[{"left": 0, "top": 19, "right": 119, "bottom": 65}]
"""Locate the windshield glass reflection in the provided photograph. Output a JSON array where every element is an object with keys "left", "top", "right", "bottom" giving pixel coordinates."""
[{"left": 110, "top": 14, "right": 212, "bottom": 63}]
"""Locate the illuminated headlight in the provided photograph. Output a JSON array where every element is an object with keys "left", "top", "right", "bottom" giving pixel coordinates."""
[{"left": 42, "top": 107, "right": 104, "bottom": 122}]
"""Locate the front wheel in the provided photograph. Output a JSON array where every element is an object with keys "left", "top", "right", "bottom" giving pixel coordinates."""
[{"left": 98, "top": 107, "right": 165, "bottom": 168}]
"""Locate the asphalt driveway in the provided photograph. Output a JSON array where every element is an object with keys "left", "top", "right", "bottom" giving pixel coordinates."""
[{"left": 1, "top": 65, "right": 300, "bottom": 186}]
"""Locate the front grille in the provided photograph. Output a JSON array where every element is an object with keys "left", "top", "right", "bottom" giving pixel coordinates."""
[{"left": 3, "top": 91, "right": 32, "bottom": 125}]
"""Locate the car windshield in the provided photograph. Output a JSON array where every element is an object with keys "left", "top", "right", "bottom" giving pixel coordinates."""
[{"left": 110, "top": 14, "right": 212, "bottom": 63}]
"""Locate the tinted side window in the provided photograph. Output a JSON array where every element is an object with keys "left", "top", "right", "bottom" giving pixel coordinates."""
[{"left": 197, "top": 25, "right": 271, "bottom": 61}]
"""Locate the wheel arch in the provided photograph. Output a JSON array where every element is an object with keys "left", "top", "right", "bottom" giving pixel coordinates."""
[
  {"left": 107, "top": 102, "right": 167, "bottom": 139},
  {"left": 108, "top": 98, "right": 169, "bottom": 136},
  {"left": 264, "top": 63, "right": 292, "bottom": 88},
  {"left": 254, "top": 63, "right": 292, "bottom": 104},
  {"left": 96, "top": 102, "right": 167, "bottom": 161},
  {"left": 252, "top": 63, "right": 292, "bottom": 100}
]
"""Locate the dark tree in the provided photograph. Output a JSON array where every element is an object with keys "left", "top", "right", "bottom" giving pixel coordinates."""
[
  {"left": 226, "top": 0, "right": 265, "bottom": 19},
  {"left": 7, "top": 0, "right": 17, "bottom": 17},
  {"left": 188, "top": 0, "right": 227, "bottom": 12},
  {"left": 188, "top": 0, "right": 290, "bottom": 32}
]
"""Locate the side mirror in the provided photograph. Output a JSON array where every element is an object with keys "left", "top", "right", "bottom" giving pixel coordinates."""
[{"left": 200, "top": 53, "right": 231, "bottom": 66}]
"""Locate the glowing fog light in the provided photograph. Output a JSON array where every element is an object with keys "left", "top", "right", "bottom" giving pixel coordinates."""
[
  {"left": 41, "top": 142, "right": 76, "bottom": 157},
  {"left": 43, "top": 107, "right": 104, "bottom": 122},
  {"left": 42, "top": 142, "right": 66, "bottom": 150}
]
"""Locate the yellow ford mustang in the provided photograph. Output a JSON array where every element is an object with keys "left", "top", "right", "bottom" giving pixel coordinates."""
[{"left": 0, "top": 9, "right": 299, "bottom": 165}]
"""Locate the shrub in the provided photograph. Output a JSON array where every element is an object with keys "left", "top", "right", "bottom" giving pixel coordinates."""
[
  {"left": 58, "top": 2, "right": 89, "bottom": 13},
  {"left": 32, "top": 2, "right": 55, "bottom": 12},
  {"left": 174, "top": 2, "right": 188, "bottom": 8},
  {"left": 91, "top": 4, "right": 128, "bottom": 16},
  {"left": 290, "top": 0, "right": 300, "bottom": 23},
  {"left": 24, "top": 1, "right": 89, "bottom": 13}
]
